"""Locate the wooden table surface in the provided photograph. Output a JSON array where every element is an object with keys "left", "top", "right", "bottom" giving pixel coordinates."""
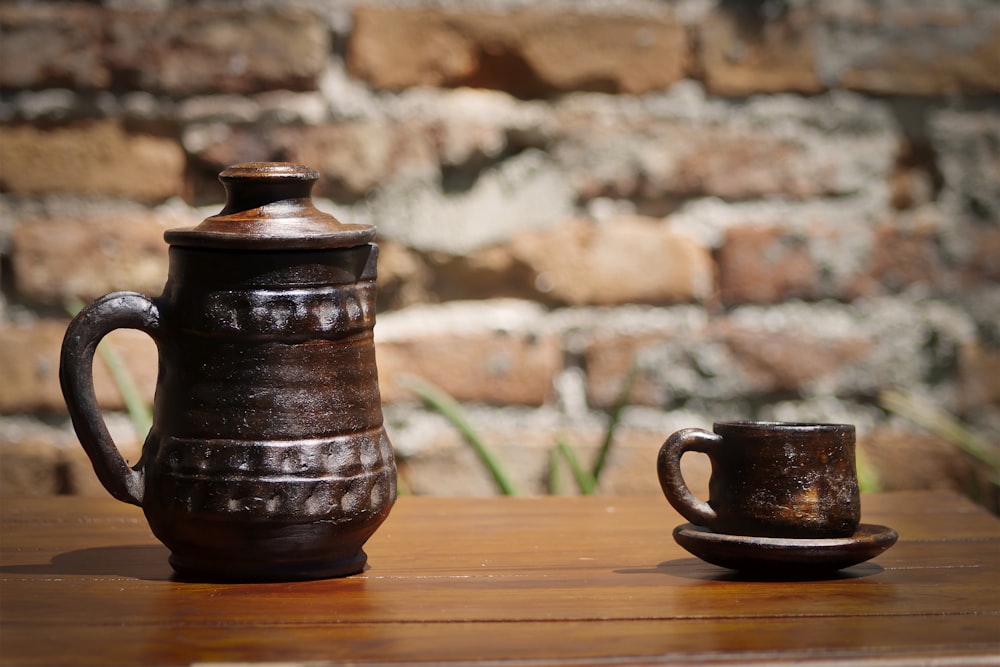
[{"left": 2, "top": 491, "right": 999, "bottom": 666}]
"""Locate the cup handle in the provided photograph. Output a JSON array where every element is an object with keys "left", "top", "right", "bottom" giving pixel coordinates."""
[
  {"left": 657, "top": 428, "right": 720, "bottom": 527},
  {"left": 59, "top": 292, "right": 160, "bottom": 506}
]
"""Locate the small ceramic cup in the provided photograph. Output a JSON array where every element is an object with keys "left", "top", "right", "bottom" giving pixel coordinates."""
[{"left": 657, "top": 421, "right": 861, "bottom": 538}]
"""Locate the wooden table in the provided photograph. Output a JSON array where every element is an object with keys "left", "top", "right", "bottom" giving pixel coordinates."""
[{"left": 2, "top": 491, "right": 998, "bottom": 666}]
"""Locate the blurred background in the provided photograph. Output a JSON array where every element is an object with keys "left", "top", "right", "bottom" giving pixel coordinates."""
[{"left": 1, "top": 0, "right": 997, "bottom": 510}]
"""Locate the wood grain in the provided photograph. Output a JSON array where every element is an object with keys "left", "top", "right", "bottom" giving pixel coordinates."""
[{"left": 2, "top": 493, "right": 998, "bottom": 665}]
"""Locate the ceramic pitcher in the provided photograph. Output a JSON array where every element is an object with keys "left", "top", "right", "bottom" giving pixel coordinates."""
[{"left": 60, "top": 163, "right": 396, "bottom": 581}]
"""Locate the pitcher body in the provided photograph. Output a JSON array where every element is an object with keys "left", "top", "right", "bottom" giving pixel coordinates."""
[{"left": 60, "top": 163, "right": 396, "bottom": 580}]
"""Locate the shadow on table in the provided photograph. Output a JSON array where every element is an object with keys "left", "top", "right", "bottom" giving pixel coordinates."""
[
  {"left": 616, "top": 558, "right": 884, "bottom": 582},
  {"left": 0, "top": 545, "right": 173, "bottom": 581}
]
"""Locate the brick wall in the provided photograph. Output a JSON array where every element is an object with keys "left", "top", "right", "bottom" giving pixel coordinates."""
[{"left": 1, "top": 0, "right": 998, "bottom": 507}]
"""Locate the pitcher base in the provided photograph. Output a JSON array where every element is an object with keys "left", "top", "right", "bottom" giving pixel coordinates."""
[{"left": 168, "top": 549, "right": 368, "bottom": 582}]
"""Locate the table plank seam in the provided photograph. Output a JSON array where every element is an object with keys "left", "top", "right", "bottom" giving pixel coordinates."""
[{"left": 5, "top": 611, "right": 998, "bottom": 627}]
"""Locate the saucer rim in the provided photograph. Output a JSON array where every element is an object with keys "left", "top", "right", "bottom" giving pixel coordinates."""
[
  {"left": 671, "top": 522, "right": 899, "bottom": 572},
  {"left": 674, "top": 522, "right": 898, "bottom": 547}
]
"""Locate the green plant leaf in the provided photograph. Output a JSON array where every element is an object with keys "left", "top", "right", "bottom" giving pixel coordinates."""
[
  {"left": 548, "top": 447, "right": 563, "bottom": 495},
  {"left": 881, "top": 389, "right": 1000, "bottom": 484},
  {"left": 856, "top": 447, "right": 882, "bottom": 493},
  {"left": 399, "top": 375, "right": 519, "bottom": 496},
  {"left": 591, "top": 364, "right": 637, "bottom": 483},
  {"left": 66, "top": 298, "right": 152, "bottom": 441},
  {"left": 556, "top": 438, "right": 597, "bottom": 495}
]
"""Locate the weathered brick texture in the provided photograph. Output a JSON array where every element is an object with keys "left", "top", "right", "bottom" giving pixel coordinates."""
[
  {"left": 378, "top": 332, "right": 562, "bottom": 407},
  {"left": 554, "top": 92, "right": 896, "bottom": 204},
  {"left": 0, "top": 321, "right": 157, "bottom": 413},
  {"left": 699, "top": 5, "right": 823, "bottom": 95},
  {"left": 822, "top": 5, "right": 1000, "bottom": 95},
  {"left": 0, "top": 120, "right": 185, "bottom": 200},
  {"left": 582, "top": 317, "right": 873, "bottom": 409},
  {"left": 716, "top": 210, "right": 962, "bottom": 305},
  {"left": 959, "top": 343, "right": 1000, "bottom": 414},
  {"left": 0, "top": 4, "right": 107, "bottom": 90},
  {"left": 348, "top": 6, "right": 689, "bottom": 96},
  {"left": 0, "top": 4, "right": 328, "bottom": 95},
  {"left": 376, "top": 302, "right": 562, "bottom": 406},
  {"left": 12, "top": 211, "right": 176, "bottom": 304},
  {"left": 458, "top": 216, "right": 714, "bottom": 306},
  {"left": 0, "top": 0, "right": 997, "bottom": 505}
]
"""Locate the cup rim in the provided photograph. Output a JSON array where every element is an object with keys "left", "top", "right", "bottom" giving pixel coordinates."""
[{"left": 713, "top": 420, "right": 855, "bottom": 433}]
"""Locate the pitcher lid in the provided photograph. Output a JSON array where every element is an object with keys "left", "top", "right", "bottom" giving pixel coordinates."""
[{"left": 164, "top": 162, "right": 375, "bottom": 249}]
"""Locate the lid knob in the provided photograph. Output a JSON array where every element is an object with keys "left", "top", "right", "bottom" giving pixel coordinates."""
[{"left": 164, "top": 162, "right": 375, "bottom": 250}]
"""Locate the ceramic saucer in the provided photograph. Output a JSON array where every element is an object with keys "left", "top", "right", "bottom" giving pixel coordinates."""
[{"left": 673, "top": 523, "right": 898, "bottom": 574}]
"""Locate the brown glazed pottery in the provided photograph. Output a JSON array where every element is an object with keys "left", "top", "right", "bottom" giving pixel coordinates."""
[
  {"left": 672, "top": 522, "right": 897, "bottom": 575},
  {"left": 658, "top": 421, "right": 861, "bottom": 539},
  {"left": 60, "top": 163, "right": 396, "bottom": 581}
]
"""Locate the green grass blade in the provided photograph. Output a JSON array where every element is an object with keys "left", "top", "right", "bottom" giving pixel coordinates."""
[
  {"left": 97, "top": 341, "right": 153, "bottom": 440},
  {"left": 881, "top": 389, "right": 1000, "bottom": 483},
  {"left": 548, "top": 447, "right": 563, "bottom": 495},
  {"left": 66, "top": 298, "right": 152, "bottom": 441},
  {"left": 557, "top": 438, "right": 597, "bottom": 495},
  {"left": 400, "top": 375, "right": 519, "bottom": 496},
  {"left": 591, "top": 365, "right": 637, "bottom": 483},
  {"left": 855, "top": 447, "right": 882, "bottom": 493}
]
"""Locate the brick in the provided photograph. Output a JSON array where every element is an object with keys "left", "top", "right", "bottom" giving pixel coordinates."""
[
  {"left": 959, "top": 227, "right": 1000, "bottom": 286},
  {"left": 844, "top": 217, "right": 948, "bottom": 298},
  {"left": 61, "top": 418, "right": 143, "bottom": 497},
  {"left": 583, "top": 332, "right": 682, "bottom": 408},
  {"left": 508, "top": 216, "right": 714, "bottom": 306},
  {"left": 348, "top": 6, "right": 688, "bottom": 96},
  {"left": 861, "top": 426, "right": 990, "bottom": 496},
  {"left": 718, "top": 225, "right": 818, "bottom": 305},
  {"left": 930, "top": 110, "right": 1000, "bottom": 225},
  {"left": 0, "top": 436, "right": 64, "bottom": 496},
  {"left": 423, "top": 246, "right": 539, "bottom": 303},
  {"left": 0, "top": 321, "right": 157, "bottom": 413},
  {"left": 824, "top": 9, "right": 1000, "bottom": 95},
  {"left": 422, "top": 216, "right": 713, "bottom": 306},
  {"left": 513, "top": 10, "right": 688, "bottom": 96},
  {"left": 11, "top": 212, "right": 173, "bottom": 305},
  {"left": 958, "top": 343, "right": 1000, "bottom": 413},
  {"left": 278, "top": 124, "right": 439, "bottom": 202},
  {"left": 0, "top": 3, "right": 107, "bottom": 90},
  {"left": 665, "top": 129, "right": 808, "bottom": 199},
  {"left": 0, "top": 120, "right": 185, "bottom": 201},
  {"left": 0, "top": 322, "right": 68, "bottom": 413},
  {"left": 375, "top": 239, "right": 434, "bottom": 311},
  {"left": 1, "top": 5, "right": 329, "bottom": 96},
  {"left": 0, "top": 416, "right": 142, "bottom": 497},
  {"left": 699, "top": 5, "right": 823, "bottom": 95},
  {"left": 105, "top": 7, "right": 328, "bottom": 95},
  {"left": 583, "top": 314, "right": 873, "bottom": 408},
  {"left": 717, "top": 212, "right": 954, "bottom": 305},
  {"left": 719, "top": 325, "right": 873, "bottom": 395},
  {"left": 559, "top": 115, "right": 890, "bottom": 202},
  {"left": 570, "top": 306, "right": 728, "bottom": 409},
  {"left": 187, "top": 123, "right": 439, "bottom": 202},
  {"left": 377, "top": 331, "right": 562, "bottom": 406}
]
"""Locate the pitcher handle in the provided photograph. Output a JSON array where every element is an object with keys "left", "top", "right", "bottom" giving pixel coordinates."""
[
  {"left": 59, "top": 292, "right": 160, "bottom": 506},
  {"left": 657, "top": 428, "right": 720, "bottom": 527}
]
